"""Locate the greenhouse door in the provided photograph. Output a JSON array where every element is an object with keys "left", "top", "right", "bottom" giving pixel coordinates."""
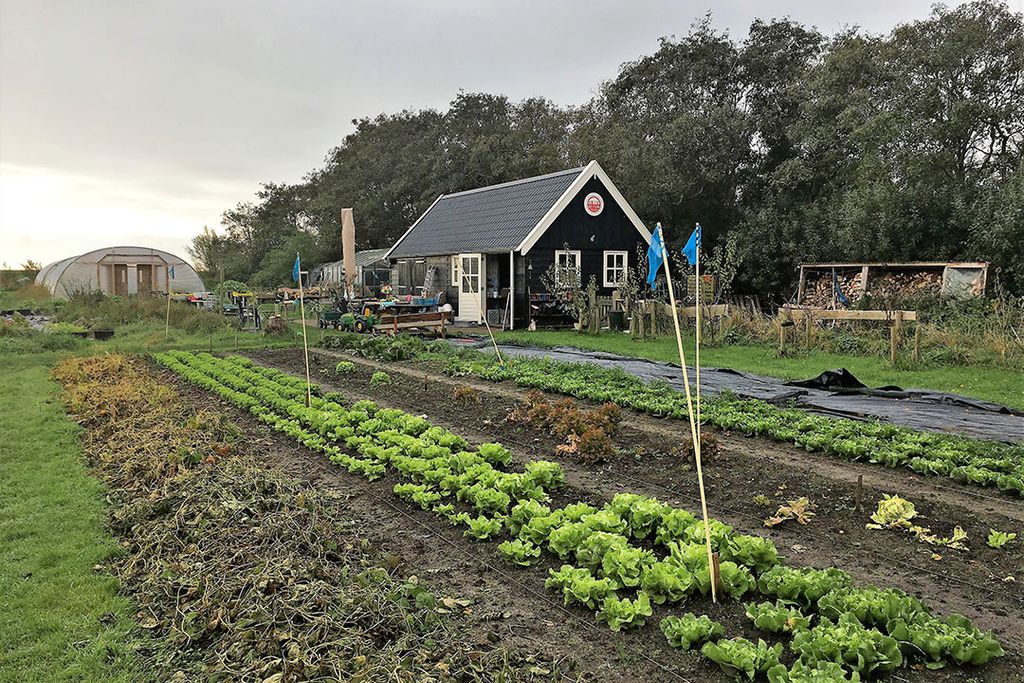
[{"left": 457, "top": 254, "right": 482, "bottom": 323}]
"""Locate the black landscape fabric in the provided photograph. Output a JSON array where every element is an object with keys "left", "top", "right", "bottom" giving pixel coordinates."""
[{"left": 466, "top": 342, "right": 1023, "bottom": 443}]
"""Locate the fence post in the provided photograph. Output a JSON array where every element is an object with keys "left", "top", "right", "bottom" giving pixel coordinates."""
[
  {"left": 889, "top": 311, "right": 903, "bottom": 364},
  {"left": 778, "top": 318, "right": 785, "bottom": 355},
  {"left": 913, "top": 324, "right": 921, "bottom": 363}
]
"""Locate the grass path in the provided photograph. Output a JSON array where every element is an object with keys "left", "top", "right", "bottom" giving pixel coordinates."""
[
  {"left": 0, "top": 354, "right": 137, "bottom": 682},
  {"left": 494, "top": 330, "right": 1024, "bottom": 411}
]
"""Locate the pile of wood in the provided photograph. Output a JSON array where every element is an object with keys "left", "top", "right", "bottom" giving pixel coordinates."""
[
  {"left": 865, "top": 271, "right": 942, "bottom": 301},
  {"left": 802, "top": 271, "right": 864, "bottom": 308},
  {"left": 803, "top": 269, "right": 942, "bottom": 308}
]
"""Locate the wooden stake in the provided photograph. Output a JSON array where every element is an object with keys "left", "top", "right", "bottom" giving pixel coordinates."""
[
  {"left": 855, "top": 474, "right": 864, "bottom": 512},
  {"left": 297, "top": 266, "right": 313, "bottom": 407},
  {"left": 913, "top": 325, "right": 921, "bottom": 363},
  {"left": 165, "top": 290, "right": 172, "bottom": 340},
  {"left": 711, "top": 552, "right": 723, "bottom": 596},
  {"left": 778, "top": 320, "right": 785, "bottom": 355},
  {"left": 659, "top": 230, "right": 718, "bottom": 603}
]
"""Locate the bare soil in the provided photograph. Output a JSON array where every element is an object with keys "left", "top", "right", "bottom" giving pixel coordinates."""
[{"left": 172, "top": 347, "right": 1024, "bottom": 682}]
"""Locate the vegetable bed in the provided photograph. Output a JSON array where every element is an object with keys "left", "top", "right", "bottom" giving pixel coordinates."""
[{"left": 156, "top": 350, "right": 1013, "bottom": 681}]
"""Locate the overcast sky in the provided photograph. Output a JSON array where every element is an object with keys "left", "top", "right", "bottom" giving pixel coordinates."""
[{"left": 0, "top": 0, "right": 994, "bottom": 267}]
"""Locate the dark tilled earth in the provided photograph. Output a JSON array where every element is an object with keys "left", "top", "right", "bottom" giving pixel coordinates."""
[{"left": 162, "top": 348, "right": 1024, "bottom": 682}]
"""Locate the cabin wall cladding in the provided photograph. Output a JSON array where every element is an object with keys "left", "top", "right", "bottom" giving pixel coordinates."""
[{"left": 526, "top": 176, "right": 646, "bottom": 295}]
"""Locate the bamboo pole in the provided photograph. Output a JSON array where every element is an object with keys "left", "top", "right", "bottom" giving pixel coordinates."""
[
  {"left": 695, "top": 235, "right": 701, "bottom": 454},
  {"left": 660, "top": 231, "right": 718, "bottom": 603},
  {"left": 297, "top": 266, "right": 313, "bottom": 407},
  {"left": 463, "top": 262, "right": 504, "bottom": 365}
]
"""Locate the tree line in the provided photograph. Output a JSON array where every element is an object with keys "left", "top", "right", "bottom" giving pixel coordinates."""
[{"left": 189, "top": 1, "right": 1024, "bottom": 300}]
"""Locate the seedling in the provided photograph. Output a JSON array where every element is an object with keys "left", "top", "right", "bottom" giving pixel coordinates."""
[{"left": 987, "top": 529, "right": 1017, "bottom": 549}]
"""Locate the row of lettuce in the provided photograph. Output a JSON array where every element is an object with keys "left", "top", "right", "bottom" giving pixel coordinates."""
[
  {"left": 441, "top": 353, "right": 1024, "bottom": 497},
  {"left": 155, "top": 351, "right": 1004, "bottom": 682},
  {"left": 323, "top": 333, "right": 1023, "bottom": 497}
]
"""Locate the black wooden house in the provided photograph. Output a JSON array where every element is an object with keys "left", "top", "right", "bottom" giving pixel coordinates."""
[{"left": 384, "top": 160, "right": 651, "bottom": 328}]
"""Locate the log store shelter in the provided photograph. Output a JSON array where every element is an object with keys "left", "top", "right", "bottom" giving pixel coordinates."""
[{"left": 384, "top": 160, "right": 651, "bottom": 328}]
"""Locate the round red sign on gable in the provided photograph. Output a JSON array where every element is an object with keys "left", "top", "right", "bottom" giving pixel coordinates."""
[{"left": 584, "top": 192, "right": 604, "bottom": 216}]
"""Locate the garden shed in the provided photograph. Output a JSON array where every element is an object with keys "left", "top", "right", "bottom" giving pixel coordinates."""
[
  {"left": 35, "top": 246, "right": 206, "bottom": 299},
  {"left": 315, "top": 248, "right": 391, "bottom": 296},
  {"left": 384, "top": 160, "right": 651, "bottom": 328}
]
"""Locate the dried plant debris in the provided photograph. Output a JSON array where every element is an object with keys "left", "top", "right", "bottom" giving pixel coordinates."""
[
  {"left": 764, "top": 497, "right": 816, "bottom": 528},
  {"left": 866, "top": 495, "right": 969, "bottom": 551},
  {"left": 53, "top": 354, "right": 574, "bottom": 682}
]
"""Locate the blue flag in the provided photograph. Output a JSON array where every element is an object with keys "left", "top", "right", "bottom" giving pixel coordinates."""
[
  {"left": 646, "top": 223, "right": 665, "bottom": 288},
  {"left": 169, "top": 265, "right": 175, "bottom": 279},
  {"left": 292, "top": 253, "right": 301, "bottom": 284},
  {"left": 682, "top": 223, "right": 702, "bottom": 266}
]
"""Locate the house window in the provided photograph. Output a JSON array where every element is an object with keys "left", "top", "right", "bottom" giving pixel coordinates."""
[
  {"left": 603, "top": 251, "right": 628, "bottom": 288},
  {"left": 450, "top": 255, "right": 461, "bottom": 286},
  {"left": 553, "top": 249, "right": 581, "bottom": 287}
]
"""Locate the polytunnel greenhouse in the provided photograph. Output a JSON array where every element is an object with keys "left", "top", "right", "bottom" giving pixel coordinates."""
[{"left": 35, "top": 246, "right": 206, "bottom": 299}]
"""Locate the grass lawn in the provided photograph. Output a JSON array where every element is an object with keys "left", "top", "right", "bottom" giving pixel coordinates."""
[
  {"left": 494, "top": 330, "right": 1024, "bottom": 411},
  {"left": 0, "top": 353, "right": 138, "bottom": 683}
]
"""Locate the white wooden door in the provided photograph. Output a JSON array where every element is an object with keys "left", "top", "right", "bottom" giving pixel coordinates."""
[{"left": 457, "top": 253, "right": 483, "bottom": 323}]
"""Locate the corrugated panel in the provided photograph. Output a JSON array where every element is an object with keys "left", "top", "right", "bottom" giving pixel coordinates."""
[
  {"left": 354, "top": 248, "right": 390, "bottom": 267},
  {"left": 389, "top": 167, "right": 583, "bottom": 257}
]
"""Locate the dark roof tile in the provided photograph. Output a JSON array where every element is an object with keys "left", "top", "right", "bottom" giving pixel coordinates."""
[{"left": 388, "top": 167, "right": 583, "bottom": 257}]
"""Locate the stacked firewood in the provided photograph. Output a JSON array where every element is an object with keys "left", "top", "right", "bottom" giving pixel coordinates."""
[
  {"left": 802, "top": 271, "right": 864, "bottom": 308},
  {"left": 865, "top": 271, "right": 942, "bottom": 301},
  {"left": 803, "top": 269, "right": 941, "bottom": 307}
]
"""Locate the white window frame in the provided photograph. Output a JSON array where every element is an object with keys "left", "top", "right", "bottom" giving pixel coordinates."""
[
  {"left": 450, "top": 254, "right": 461, "bottom": 286},
  {"left": 554, "top": 249, "right": 581, "bottom": 288},
  {"left": 603, "top": 250, "right": 628, "bottom": 288}
]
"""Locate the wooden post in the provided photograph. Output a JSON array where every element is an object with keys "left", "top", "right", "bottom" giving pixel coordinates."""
[
  {"left": 711, "top": 552, "right": 723, "bottom": 596},
  {"left": 913, "top": 325, "right": 921, "bottom": 363},
  {"left": 805, "top": 316, "right": 812, "bottom": 349},
  {"left": 855, "top": 474, "right": 863, "bottom": 512},
  {"left": 778, "top": 319, "right": 785, "bottom": 355},
  {"left": 649, "top": 300, "right": 656, "bottom": 336},
  {"left": 296, "top": 258, "right": 313, "bottom": 407},
  {"left": 889, "top": 310, "right": 902, "bottom": 364}
]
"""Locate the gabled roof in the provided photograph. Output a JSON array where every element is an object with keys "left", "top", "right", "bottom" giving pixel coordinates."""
[{"left": 385, "top": 161, "right": 650, "bottom": 259}]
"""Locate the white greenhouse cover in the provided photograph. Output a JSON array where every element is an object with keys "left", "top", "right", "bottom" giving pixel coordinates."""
[{"left": 35, "top": 246, "right": 206, "bottom": 299}]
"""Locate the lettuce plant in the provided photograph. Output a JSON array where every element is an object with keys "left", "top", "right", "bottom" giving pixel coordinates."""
[
  {"left": 640, "top": 561, "right": 694, "bottom": 604},
  {"left": 596, "top": 592, "right": 652, "bottom": 631},
  {"left": 660, "top": 613, "right": 723, "bottom": 650},
  {"left": 463, "top": 515, "right": 503, "bottom": 540},
  {"left": 701, "top": 637, "right": 783, "bottom": 679},
  {"left": 745, "top": 600, "right": 811, "bottom": 633},
  {"left": 544, "top": 565, "right": 616, "bottom": 609},
  {"left": 498, "top": 539, "right": 541, "bottom": 566},
  {"left": 600, "top": 544, "right": 655, "bottom": 588},
  {"left": 791, "top": 614, "right": 902, "bottom": 677}
]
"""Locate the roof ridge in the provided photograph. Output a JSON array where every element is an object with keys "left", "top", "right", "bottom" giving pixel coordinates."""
[{"left": 442, "top": 166, "right": 585, "bottom": 199}]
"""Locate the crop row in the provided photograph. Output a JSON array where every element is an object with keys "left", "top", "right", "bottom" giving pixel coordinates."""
[
  {"left": 155, "top": 351, "right": 1003, "bottom": 681},
  {"left": 432, "top": 352, "right": 1024, "bottom": 497}
]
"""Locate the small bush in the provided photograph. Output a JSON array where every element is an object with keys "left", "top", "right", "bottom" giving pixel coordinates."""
[{"left": 369, "top": 371, "right": 391, "bottom": 388}]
